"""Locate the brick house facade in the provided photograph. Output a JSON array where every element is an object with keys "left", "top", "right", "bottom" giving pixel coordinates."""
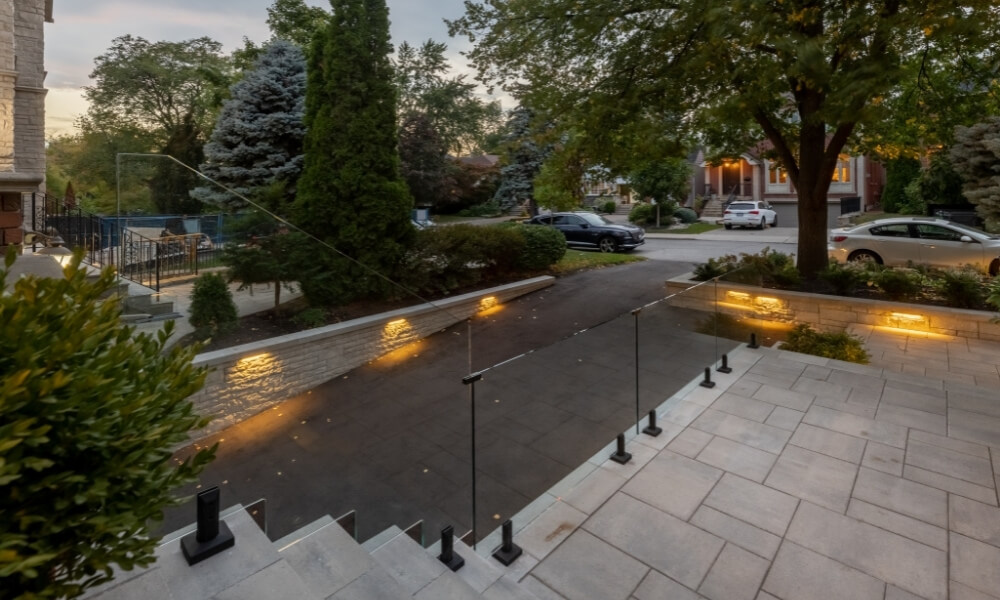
[{"left": 0, "top": 0, "right": 52, "bottom": 249}]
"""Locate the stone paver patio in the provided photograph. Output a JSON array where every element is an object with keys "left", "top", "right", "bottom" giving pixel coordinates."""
[{"left": 509, "top": 328, "right": 1000, "bottom": 600}]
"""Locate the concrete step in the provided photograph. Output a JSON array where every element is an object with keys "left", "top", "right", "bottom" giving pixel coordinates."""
[
  {"left": 426, "top": 539, "right": 542, "bottom": 600},
  {"left": 279, "top": 519, "right": 409, "bottom": 600},
  {"left": 370, "top": 532, "right": 480, "bottom": 599},
  {"left": 361, "top": 524, "right": 404, "bottom": 553}
]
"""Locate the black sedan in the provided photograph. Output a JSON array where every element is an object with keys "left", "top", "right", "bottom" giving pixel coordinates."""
[{"left": 526, "top": 211, "right": 645, "bottom": 252}]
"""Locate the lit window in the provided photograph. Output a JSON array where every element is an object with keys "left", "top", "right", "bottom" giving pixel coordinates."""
[
  {"left": 832, "top": 155, "right": 851, "bottom": 183},
  {"left": 769, "top": 167, "right": 787, "bottom": 184}
]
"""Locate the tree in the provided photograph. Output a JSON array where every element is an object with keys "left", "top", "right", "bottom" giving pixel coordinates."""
[
  {"left": 293, "top": 0, "right": 414, "bottom": 305},
  {"left": 492, "top": 107, "right": 551, "bottom": 216},
  {"left": 533, "top": 134, "right": 588, "bottom": 212},
  {"left": 951, "top": 118, "right": 1000, "bottom": 231},
  {"left": 83, "top": 35, "right": 231, "bottom": 214},
  {"left": 881, "top": 157, "right": 922, "bottom": 214},
  {"left": 394, "top": 40, "right": 503, "bottom": 155},
  {"left": 630, "top": 158, "right": 693, "bottom": 205},
  {"left": 267, "top": 0, "right": 330, "bottom": 49},
  {"left": 398, "top": 112, "right": 456, "bottom": 210},
  {"left": 449, "top": 0, "right": 1000, "bottom": 278},
  {"left": 0, "top": 251, "right": 215, "bottom": 598},
  {"left": 191, "top": 40, "right": 307, "bottom": 212},
  {"left": 222, "top": 209, "right": 305, "bottom": 308}
]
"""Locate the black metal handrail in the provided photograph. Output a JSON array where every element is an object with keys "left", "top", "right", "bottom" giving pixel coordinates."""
[
  {"left": 119, "top": 229, "right": 221, "bottom": 292},
  {"left": 28, "top": 192, "right": 108, "bottom": 269}
]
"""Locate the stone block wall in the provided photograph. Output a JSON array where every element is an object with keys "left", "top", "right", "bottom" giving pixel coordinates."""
[
  {"left": 188, "top": 276, "right": 554, "bottom": 437},
  {"left": 12, "top": 0, "right": 46, "bottom": 176},
  {"left": 666, "top": 273, "right": 1000, "bottom": 342}
]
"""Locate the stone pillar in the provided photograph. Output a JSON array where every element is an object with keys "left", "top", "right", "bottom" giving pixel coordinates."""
[
  {"left": 13, "top": 0, "right": 47, "bottom": 178},
  {"left": 0, "top": 0, "right": 15, "bottom": 173}
]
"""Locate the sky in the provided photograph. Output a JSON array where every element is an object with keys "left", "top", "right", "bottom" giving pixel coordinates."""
[{"left": 43, "top": 0, "right": 478, "bottom": 137}]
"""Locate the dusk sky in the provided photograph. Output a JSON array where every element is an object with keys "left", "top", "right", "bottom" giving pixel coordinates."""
[{"left": 43, "top": 0, "right": 479, "bottom": 136}]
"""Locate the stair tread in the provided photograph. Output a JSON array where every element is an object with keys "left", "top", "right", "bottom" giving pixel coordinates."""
[
  {"left": 280, "top": 521, "right": 380, "bottom": 598},
  {"left": 371, "top": 533, "right": 480, "bottom": 599}
]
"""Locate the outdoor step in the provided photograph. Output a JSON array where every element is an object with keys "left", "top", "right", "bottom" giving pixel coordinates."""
[
  {"left": 370, "top": 532, "right": 480, "bottom": 599},
  {"left": 424, "top": 539, "right": 542, "bottom": 599},
  {"left": 279, "top": 519, "right": 409, "bottom": 600},
  {"left": 123, "top": 293, "right": 175, "bottom": 316},
  {"left": 360, "top": 525, "right": 404, "bottom": 553}
]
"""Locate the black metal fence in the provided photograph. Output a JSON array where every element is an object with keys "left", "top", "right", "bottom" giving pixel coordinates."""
[{"left": 119, "top": 228, "right": 222, "bottom": 291}]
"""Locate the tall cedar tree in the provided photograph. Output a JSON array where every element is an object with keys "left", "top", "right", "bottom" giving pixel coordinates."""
[
  {"left": 191, "top": 40, "right": 306, "bottom": 212},
  {"left": 294, "top": 0, "right": 413, "bottom": 305}
]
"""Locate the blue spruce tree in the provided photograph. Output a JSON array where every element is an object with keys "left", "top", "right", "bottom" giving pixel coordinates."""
[{"left": 191, "top": 40, "right": 306, "bottom": 212}]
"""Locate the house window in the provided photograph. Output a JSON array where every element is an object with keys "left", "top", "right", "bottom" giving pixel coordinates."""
[
  {"left": 832, "top": 155, "right": 851, "bottom": 183},
  {"left": 769, "top": 167, "right": 787, "bottom": 184}
]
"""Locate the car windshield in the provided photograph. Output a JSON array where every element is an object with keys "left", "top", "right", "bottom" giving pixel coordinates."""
[
  {"left": 729, "top": 203, "right": 755, "bottom": 211},
  {"left": 578, "top": 212, "right": 613, "bottom": 226}
]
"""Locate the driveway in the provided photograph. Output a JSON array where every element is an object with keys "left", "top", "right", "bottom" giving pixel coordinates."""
[{"left": 162, "top": 259, "right": 739, "bottom": 542}]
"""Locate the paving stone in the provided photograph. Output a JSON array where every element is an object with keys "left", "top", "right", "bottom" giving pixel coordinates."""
[
  {"left": 585, "top": 492, "right": 724, "bottom": 590},
  {"left": 884, "top": 375, "right": 945, "bottom": 396},
  {"left": 802, "top": 405, "right": 908, "bottom": 448},
  {"left": 886, "top": 585, "right": 929, "bottom": 600},
  {"left": 949, "top": 391, "right": 1000, "bottom": 419},
  {"left": 561, "top": 466, "right": 627, "bottom": 516},
  {"left": 329, "top": 568, "right": 411, "bottom": 600},
  {"left": 951, "top": 533, "right": 1000, "bottom": 599},
  {"left": 904, "top": 465, "right": 997, "bottom": 506},
  {"left": 520, "top": 575, "right": 568, "bottom": 600},
  {"left": 663, "top": 400, "right": 711, "bottom": 427},
  {"left": 691, "top": 409, "right": 791, "bottom": 454},
  {"left": 847, "top": 498, "right": 948, "bottom": 551},
  {"left": 950, "top": 495, "right": 1000, "bottom": 547},
  {"left": 792, "top": 377, "right": 852, "bottom": 402},
  {"left": 950, "top": 408, "right": 1000, "bottom": 447},
  {"left": 690, "top": 506, "right": 782, "bottom": 560},
  {"left": 881, "top": 386, "right": 947, "bottom": 415},
  {"left": 696, "top": 436, "right": 776, "bottom": 483},
  {"left": 906, "top": 440, "right": 995, "bottom": 487},
  {"left": 827, "top": 367, "right": 885, "bottom": 391},
  {"left": 532, "top": 530, "right": 648, "bottom": 600},
  {"left": 516, "top": 499, "right": 588, "bottom": 561},
  {"left": 729, "top": 378, "right": 763, "bottom": 398},
  {"left": 876, "top": 403, "right": 947, "bottom": 435},
  {"left": 764, "top": 406, "right": 803, "bottom": 431},
  {"left": 812, "top": 395, "right": 877, "bottom": 419},
  {"left": 852, "top": 467, "right": 947, "bottom": 527},
  {"left": 802, "top": 364, "right": 833, "bottom": 379},
  {"left": 752, "top": 384, "right": 814, "bottom": 412},
  {"left": 667, "top": 428, "right": 714, "bottom": 458},
  {"left": 414, "top": 573, "right": 481, "bottom": 600},
  {"left": 762, "top": 541, "right": 885, "bottom": 600},
  {"left": 909, "top": 430, "right": 990, "bottom": 459},
  {"left": 862, "top": 442, "right": 905, "bottom": 476},
  {"left": 950, "top": 580, "right": 1000, "bottom": 600},
  {"left": 482, "top": 575, "right": 547, "bottom": 600},
  {"left": 697, "top": 543, "right": 769, "bottom": 600},
  {"left": 789, "top": 423, "right": 866, "bottom": 463},
  {"left": 703, "top": 473, "right": 798, "bottom": 536},
  {"left": 786, "top": 502, "right": 947, "bottom": 600},
  {"left": 756, "top": 592, "right": 781, "bottom": 600},
  {"left": 711, "top": 392, "right": 775, "bottom": 422},
  {"left": 632, "top": 569, "right": 703, "bottom": 600},
  {"left": 621, "top": 449, "right": 722, "bottom": 520},
  {"left": 765, "top": 445, "right": 858, "bottom": 513},
  {"left": 847, "top": 385, "right": 883, "bottom": 408}
]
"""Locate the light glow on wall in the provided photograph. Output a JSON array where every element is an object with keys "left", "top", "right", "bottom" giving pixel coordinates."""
[
  {"left": 886, "top": 311, "right": 928, "bottom": 331},
  {"left": 477, "top": 296, "right": 503, "bottom": 316}
]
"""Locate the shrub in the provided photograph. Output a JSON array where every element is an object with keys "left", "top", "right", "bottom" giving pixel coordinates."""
[
  {"left": 693, "top": 255, "right": 738, "bottom": 280},
  {"left": 516, "top": 223, "right": 566, "bottom": 270},
  {"left": 870, "top": 267, "right": 923, "bottom": 301},
  {"left": 819, "top": 261, "right": 868, "bottom": 295},
  {"left": 400, "top": 223, "right": 526, "bottom": 295},
  {"left": 601, "top": 200, "right": 618, "bottom": 214},
  {"left": 930, "top": 266, "right": 986, "bottom": 308},
  {"left": 293, "top": 307, "right": 327, "bottom": 329},
  {"left": 457, "top": 200, "right": 503, "bottom": 217},
  {"left": 189, "top": 272, "right": 238, "bottom": 339},
  {"left": 717, "top": 247, "right": 800, "bottom": 288},
  {"left": 628, "top": 202, "right": 656, "bottom": 225},
  {"left": 0, "top": 251, "right": 214, "bottom": 598},
  {"left": 782, "top": 323, "right": 870, "bottom": 364},
  {"left": 675, "top": 207, "right": 698, "bottom": 224}
]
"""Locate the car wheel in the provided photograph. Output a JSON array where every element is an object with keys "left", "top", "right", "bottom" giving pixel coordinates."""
[
  {"left": 598, "top": 236, "right": 618, "bottom": 253},
  {"left": 757, "top": 218, "right": 766, "bottom": 230},
  {"left": 848, "top": 250, "right": 882, "bottom": 265},
  {"left": 772, "top": 215, "right": 778, "bottom": 227},
  {"left": 724, "top": 223, "right": 733, "bottom": 230}
]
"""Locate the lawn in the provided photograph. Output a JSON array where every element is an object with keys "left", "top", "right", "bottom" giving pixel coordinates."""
[
  {"left": 644, "top": 222, "right": 722, "bottom": 234},
  {"left": 550, "top": 249, "right": 645, "bottom": 275}
]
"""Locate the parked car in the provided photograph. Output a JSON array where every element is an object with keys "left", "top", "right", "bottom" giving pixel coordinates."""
[
  {"left": 723, "top": 201, "right": 778, "bottom": 229},
  {"left": 526, "top": 211, "right": 645, "bottom": 252},
  {"left": 828, "top": 216, "right": 1000, "bottom": 275}
]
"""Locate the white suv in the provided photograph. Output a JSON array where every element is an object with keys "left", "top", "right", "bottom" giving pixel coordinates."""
[{"left": 723, "top": 201, "right": 777, "bottom": 230}]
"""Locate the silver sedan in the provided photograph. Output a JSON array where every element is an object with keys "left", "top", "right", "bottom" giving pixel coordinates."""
[{"left": 828, "top": 216, "right": 1000, "bottom": 275}]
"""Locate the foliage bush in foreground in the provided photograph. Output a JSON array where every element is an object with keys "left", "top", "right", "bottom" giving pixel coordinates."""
[
  {"left": 818, "top": 261, "right": 869, "bottom": 295},
  {"left": 0, "top": 251, "right": 215, "bottom": 598},
  {"left": 782, "top": 323, "right": 870, "bottom": 364},
  {"left": 515, "top": 223, "right": 567, "bottom": 270},
  {"left": 930, "top": 266, "right": 986, "bottom": 309},
  {"left": 674, "top": 207, "right": 699, "bottom": 224},
  {"left": 692, "top": 247, "right": 800, "bottom": 288}
]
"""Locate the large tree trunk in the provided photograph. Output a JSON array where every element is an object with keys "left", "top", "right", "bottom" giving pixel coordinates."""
[{"left": 794, "top": 121, "right": 835, "bottom": 281}]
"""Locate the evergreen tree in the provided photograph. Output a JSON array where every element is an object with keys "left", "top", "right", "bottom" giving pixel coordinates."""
[
  {"left": 294, "top": 0, "right": 413, "bottom": 305},
  {"left": 399, "top": 111, "right": 455, "bottom": 210},
  {"left": 951, "top": 118, "right": 1000, "bottom": 231},
  {"left": 191, "top": 40, "right": 306, "bottom": 212},
  {"left": 493, "top": 107, "right": 550, "bottom": 216}
]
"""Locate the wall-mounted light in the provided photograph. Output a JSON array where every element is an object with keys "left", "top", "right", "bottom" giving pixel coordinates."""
[{"left": 886, "top": 312, "right": 927, "bottom": 331}]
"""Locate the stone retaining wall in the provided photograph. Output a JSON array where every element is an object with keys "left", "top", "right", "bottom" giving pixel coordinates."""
[
  {"left": 190, "top": 276, "right": 554, "bottom": 436},
  {"left": 666, "top": 273, "right": 1000, "bottom": 342}
]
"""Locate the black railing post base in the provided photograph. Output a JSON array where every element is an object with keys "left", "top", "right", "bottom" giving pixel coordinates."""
[
  {"left": 749, "top": 333, "right": 760, "bottom": 349},
  {"left": 492, "top": 520, "right": 523, "bottom": 566},
  {"left": 642, "top": 409, "right": 662, "bottom": 437},
  {"left": 610, "top": 433, "right": 632, "bottom": 464},
  {"left": 181, "top": 487, "right": 235, "bottom": 566},
  {"left": 699, "top": 367, "right": 716, "bottom": 389},
  {"left": 438, "top": 525, "right": 465, "bottom": 572},
  {"left": 717, "top": 353, "right": 733, "bottom": 374}
]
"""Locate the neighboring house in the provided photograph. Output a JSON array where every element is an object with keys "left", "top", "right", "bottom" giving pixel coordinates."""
[
  {"left": 0, "top": 0, "right": 52, "bottom": 250},
  {"left": 581, "top": 174, "right": 632, "bottom": 206},
  {"left": 699, "top": 141, "right": 886, "bottom": 226}
]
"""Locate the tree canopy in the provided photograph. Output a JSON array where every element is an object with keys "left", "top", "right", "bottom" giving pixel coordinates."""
[
  {"left": 450, "top": 0, "right": 1000, "bottom": 277},
  {"left": 0, "top": 252, "right": 215, "bottom": 598}
]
